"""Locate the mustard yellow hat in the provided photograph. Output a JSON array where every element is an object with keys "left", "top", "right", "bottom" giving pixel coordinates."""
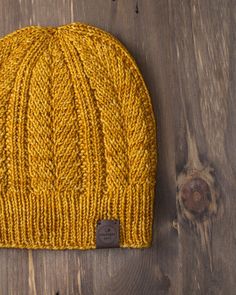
[{"left": 0, "top": 22, "right": 157, "bottom": 250}]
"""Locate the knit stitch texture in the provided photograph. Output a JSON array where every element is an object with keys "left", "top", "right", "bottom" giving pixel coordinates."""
[{"left": 0, "top": 22, "right": 157, "bottom": 250}]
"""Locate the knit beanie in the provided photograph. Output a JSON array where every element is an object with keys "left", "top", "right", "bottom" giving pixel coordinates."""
[{"left": 0, "top": 22, "right": 157, "bottom": 250}]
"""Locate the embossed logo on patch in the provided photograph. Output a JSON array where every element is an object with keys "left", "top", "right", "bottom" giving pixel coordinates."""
[{"left": 96, "top": 220, "right": 120, "bottom": 249}]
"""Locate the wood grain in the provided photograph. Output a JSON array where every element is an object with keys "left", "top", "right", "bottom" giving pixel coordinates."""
[{"left": 0, "top": 0, "right": 235, "bottom": 294}]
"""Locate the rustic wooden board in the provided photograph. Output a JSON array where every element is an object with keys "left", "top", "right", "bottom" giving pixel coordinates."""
[{"left": 0, "top": 0, "right": 235, "bottom": 294}]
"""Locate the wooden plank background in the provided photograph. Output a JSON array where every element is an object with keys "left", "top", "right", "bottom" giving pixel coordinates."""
[{"left": 0, "top": 0, "right": 235, "bottom": 294}]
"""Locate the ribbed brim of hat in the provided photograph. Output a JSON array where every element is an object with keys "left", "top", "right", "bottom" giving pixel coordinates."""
[{"left": 0, "top": 182, "right": 155, "bottom": 249}]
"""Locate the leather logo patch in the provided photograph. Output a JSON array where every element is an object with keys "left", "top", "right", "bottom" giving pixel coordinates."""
[{"left": 96, "top": 220, "right": 120, "bottom": 249}]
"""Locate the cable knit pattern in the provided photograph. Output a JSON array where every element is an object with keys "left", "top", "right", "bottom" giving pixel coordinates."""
[{"left": 0, "top": 22, "right": 157, "bottom": 250}]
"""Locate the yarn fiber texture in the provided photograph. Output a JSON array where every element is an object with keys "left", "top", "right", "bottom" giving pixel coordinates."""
[{"left": 0, "top": 22, "right": 157, "bottom": 250}]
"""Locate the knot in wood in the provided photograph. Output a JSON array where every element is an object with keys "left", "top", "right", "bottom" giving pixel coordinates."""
[{"left": 180, "top": 177, "right": 210, "bottom": 215}]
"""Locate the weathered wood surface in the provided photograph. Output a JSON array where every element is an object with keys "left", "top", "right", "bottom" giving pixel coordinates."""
[{"left": 0, "top": 0, "right": 234, "bottom": 294}]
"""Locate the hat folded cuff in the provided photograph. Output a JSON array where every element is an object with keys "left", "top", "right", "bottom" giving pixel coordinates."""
[{"left": 0, "top": 182, "right": 156, "bottom": 250}]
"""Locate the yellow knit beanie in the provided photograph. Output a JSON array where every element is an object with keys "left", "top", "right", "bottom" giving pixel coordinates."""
[{"left": 0, "top": 22, "right": 157, "bottom": 250}]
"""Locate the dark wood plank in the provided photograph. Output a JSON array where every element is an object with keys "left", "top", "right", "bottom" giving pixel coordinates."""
[
  {"left": 172, "top": 1, "right": 234, "bottom": 294},
  {"left": 0, "top": 0, "right": 235, "bottom": 294}
]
